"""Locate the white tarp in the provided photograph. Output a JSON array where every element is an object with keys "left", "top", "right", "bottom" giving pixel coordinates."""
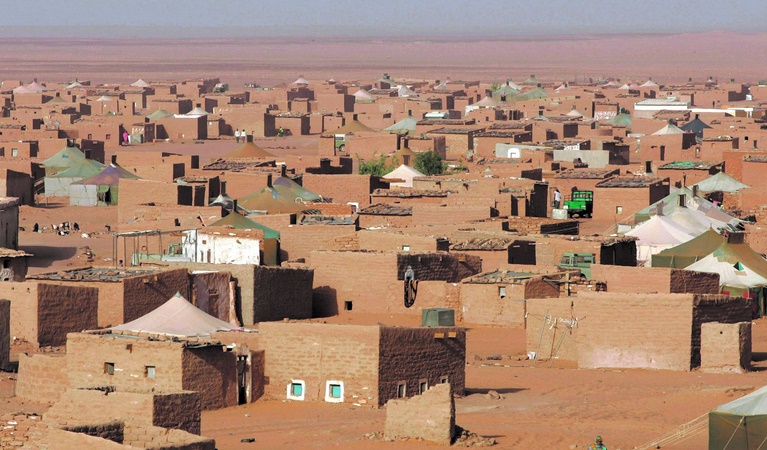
[
  {"left": 382, "top": 164, "right": 425, "bottom": 188},
  {"left": 110, "top": 292, "right": 243, "bottom": 336}
]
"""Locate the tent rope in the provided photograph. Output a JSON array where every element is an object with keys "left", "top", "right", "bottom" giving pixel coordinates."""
[
  {"left": 722, "top": 416, "right": 745, "bottom": 450},
  {"left": 633, "top": 413, "right": 708, "bottom": 450},
  {"left": 756, "top": 433, "right": 767, "bottom": 450}
]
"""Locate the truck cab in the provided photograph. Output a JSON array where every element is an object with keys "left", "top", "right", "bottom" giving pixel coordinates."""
[
  {"left": 557, "top": 252, "right": 596, "bottom": 280},
  {"left": 564, "top": 190, "right": 593, "bottom": 218}
]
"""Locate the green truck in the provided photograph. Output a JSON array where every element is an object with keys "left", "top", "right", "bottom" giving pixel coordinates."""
[
  {"left": 557, "top": 252, "right": 596, "bottom": 280},
  {"left": 564, "top": 190, "right": 593, "bottom": 218}
]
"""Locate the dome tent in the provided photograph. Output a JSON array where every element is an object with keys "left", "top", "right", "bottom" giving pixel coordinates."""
[{"left": 709, "top": 385, "right": 767, "bottom": 449}]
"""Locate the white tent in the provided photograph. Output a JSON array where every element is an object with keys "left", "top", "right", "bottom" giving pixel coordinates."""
[
  {"left": 381, "top": 164, "right": 425, "bottom": 188},
  {"left": 686, "top": 253, "right": 767, "bottom": 289},
  {"left": 397, "top": 85, "right": 418, "bottom": 98},
  {"left": 353, "top": 89, "right": 375, "bottom": 102},
  {"left": 694, "top": 172, "right": 750, "bottom": 193},
  {"left": 710, "top": 385, "right": 767, "bottom": 449},
  {"left": 626, "top": 215, "right": 699, "bottom": 265},
  {"left": 131, "top": 79, "right": 150, "bottom": 87},
  {"left": 652, "top": 123, "right": 685, "bottom": 135},
  {"left": 110, "top": 292, "right": 243, "bottom": 337}
]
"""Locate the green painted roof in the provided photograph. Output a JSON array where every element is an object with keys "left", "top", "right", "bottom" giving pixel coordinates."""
[{"left": 209, "top": 212, "right": 280, "bottom": 239}]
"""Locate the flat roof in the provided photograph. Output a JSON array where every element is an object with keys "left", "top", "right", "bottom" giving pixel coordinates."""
[{"left": 596, "top": 176, "right": 664, "bottom": 188}]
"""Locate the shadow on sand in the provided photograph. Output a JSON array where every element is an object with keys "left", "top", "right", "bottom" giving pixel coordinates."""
[{"left": 20, "top": 245, "right": 79, "bottom": 269}]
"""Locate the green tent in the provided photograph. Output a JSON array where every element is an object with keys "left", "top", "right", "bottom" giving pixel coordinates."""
[
  {"left": 41, "top": 144, "right": 86, "bottom": 176},
  {"left": 272, "top": 176, "right": 322, "bottom": 202},
  {"left": 651, "top": 229, "right": 725, "bottom": 268},
  {"left": 710, "top": 385, "right": 767, "bottom": 449}
]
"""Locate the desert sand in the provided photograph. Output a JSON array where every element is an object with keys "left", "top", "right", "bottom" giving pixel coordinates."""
[{"left": 5, "top": 31, "right": 767, "bottom": 448}]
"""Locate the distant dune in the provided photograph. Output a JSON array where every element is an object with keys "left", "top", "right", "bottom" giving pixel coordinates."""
[{"left": 1, "top": 31, "right": 764, "bottom": 86}]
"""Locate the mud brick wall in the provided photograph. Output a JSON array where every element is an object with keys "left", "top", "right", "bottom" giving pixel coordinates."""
[
  {"left": 701, "top": 322, "right": 751, "bottom": 373},
  {"left": 459, "top": 283, "right": 520, "bottom": 327},
  {"left": 250, "top": 350, "right": 265, "bottom": 401},
  {"left": 37, "top": 284, "right": 98, "bottom": 347},
  {"left": 126, "top": 425, "right": 216, "bottom": 449},
  {"left": 45, "top": 389, "right": 153, "bottom": 429},
  {"left": 577, "top": 293, "right": 694, "bottom": 371},
  {"left": 358, "top": 213, "right": 413, "bottom": 228},
  {"left": 413, "top": 282, "right": 462, "bottom": 321},
  {"left": 669, "top": 269, "right": 721, "bottom": 294},
  {"left": 259, "top": 322, "right": 381, "bottom": 406},
  {"left": 457, "top": 249, "right": 508, "bottom": 272},
  {"left": 302, "top": 174, "right": 380, "bottom": 207},
  {"left": 170, "top": 262, "right": 255, "bottom": 326},
  {"left": 411, "top": 205, "right": 491, "bottom": 226},
  {"left": 65, "top": 333, "right": 185, "bottom": 392},
  {"left": 397, "top": 253, "right": 482, "bottom": 282},
  {"left": 0, "top": 300, "right": 8, "bottom": 369},
  {"left": 118, "top": 179, "right": 181, "bottom": 207},
  {"left": 2, "top": 282, "right": 38, "bottom": 345},
  {"left": 280, "top": 224, "right": 357, "bottom": 262},
  {"left": 16, "top": 354, "right": 68, "bottom": 403},
  {"left": 122, "top": 269, "right": 191, "bottom": 323},
  {"left": 525, "top": 297, "right": 581, "bottom": 363},
  {"left": 691, "top": 295, "right": 753, "bottom": 368},
  {"left": 593, "top": 186, "right": 662, "bottom": 222},
  {"left": 152, "top": 392, "right": 203, "bottom": 434},
  {"left": 378, "top": 327, "right": 465, "bottom": 407},
  {"left": 310, "top": 251, "right": 399, "bottom": 316},
  {"left": 59, "top": 421, "right": 124, "bottom": 444},
  {"left": 533, "top": 237, "right": 603, "bottom": 266},
  {"left": 330, "top": 232, "right": 360, "bottom": 251},
  {"left": 384, "top": 383, "right": 454, "bottom": 445},
  {"left": 182, "top": 346, "right": 237, "bottom": 410},
  {"left": 357, "top": 231, "right": 439, "bottom": 253},
  {"left": 251, "top": 265, "right": 313, "bottom": 324}
]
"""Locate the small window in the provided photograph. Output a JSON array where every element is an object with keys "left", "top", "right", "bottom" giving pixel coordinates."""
[
  {"left": 325, "top": 380, "right": 344, "bottom": 403},
  {"left": 104, "top": 362, "right": 115, "bottom": 375},
  {"left": 402, "top": 245, "right": 410, "bottom": 252},
  {"left": 87, "top": 134, "right": 93, "bottom": 140},
  {"left": 440, "top": 376, "right": 449, "bottom": 384},
  {"left": 11, "top": 148, "right": 18, "bottom": 158},
  {"left": 287, "top": 380, "right": 305, "bottom": 401},
  {"left": 616, "top": 206, "right": 623, "bottom": 215},
  {"left": 499, "top": 286, "right": 507, "bottom": 298},
  {"left": 145, "top": 366, "right": 156, "bottom": 379},
  {"left": 396, "top": 382, "right": 406, "bottom": 398},
  {"left": 344, "top": 301, "right": 353, "bottom": 311},
  {"left": 419, "top": 380, "right": 428, "bottom": 394},
  {"left": 106, "top": 134, "right": 111, "bottom": 140}
]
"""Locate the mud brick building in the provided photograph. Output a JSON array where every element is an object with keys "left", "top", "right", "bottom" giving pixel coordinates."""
[
  {"left": 357, "top": 203, "right": 414, "bottom": 228},
  {"left": 16, "top": 331, "right": 248, "bottom": 411},
  {"left": 260, "top": 322, "right": 465, "bottom": 407},
  {"left": 657, "top": 161, "right": 723, "bottom": 188},
  {"left": 0, "top": 282, "right": 97, "bottom": 349},
  {"left": 170, "top": 262, "right": 313, "bottom": 326},
  {"left": 302, "top": 174, "right": 386, "bottom": 208},
  {"left": 0, "top": 197, "right": 19, "bottom": 250},
  {"left": 310, "top": 250, "right": 481, "bottom": 316},
  {"left": 593, "top": 176, "right": 669, "bottom": 222},
  {"left": 527, "top": 293, "right": 752, "bottom": 371},
  {"left": 279, "top": 221, "right": 357, "bottom": 262},
  {"left": 507, "top": 234, "right": 637, "bottom": 266},
  {"left": 589, "top": 264, "right": 720, "bottom": 294},
  {"left": 460, "top": 269, "right": 563, "bottom": 326},
  {"left": 554, "top": 168, "right": 621, "bottom": 195},
  {"left": 28, "top": 267, "right": 190, "bottom": 327}
]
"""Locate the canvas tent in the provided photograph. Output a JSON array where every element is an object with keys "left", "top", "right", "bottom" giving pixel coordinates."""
[
  {"left": 272, "top": 176, "right": 322, "bottom": 202},
  {"left": 383, "top": 116, "right": 417, "bottom": 134},
  {"left": 381, "top": 164, "right": 425, "bottom": 189},
  {"left": 69, "top": 163, "right": 141, "bottom": 206},
  {"left": 238, "top": 186, "right": 311, "bottom": 214},
  {"left": 652, "top": 228, "right": 725, "bottom": 269},
  {"left": 110, "top": 292, "right": 243, "bottom": 336},
  {"left": 44, "top": 158, "right": 104, "bottom": 197},
  {"left": 42, "top": 143, "right": 86, "bottom": 176},
  {"left": 694, "top": 172, "right": 750, "bottom": 194},
  {"left": 222, "top": 141, "right": 275, "bottom": 159},
  {"left": 709, "top": 385, "right": 767, "bottom": 449},
  {"left": 625, "top": 215, "right": 698, "bottom": 265}
]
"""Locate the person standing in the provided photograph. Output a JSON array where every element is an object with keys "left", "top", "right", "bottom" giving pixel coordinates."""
[
  {"left": 123, "top": 131, "right": 129, "bottom": 145},
  {"left": 553, "top": 188, "right": 562, "bottom": 209},
  {"left": 589, "top": 436, "right": 607, "bottom": 450},
  {"left": 234, "top": 129, "right": 241, "bottom": 143}
]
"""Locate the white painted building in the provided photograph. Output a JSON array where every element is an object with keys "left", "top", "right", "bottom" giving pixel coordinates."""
[{"left": 182, "top": 228, "right": 261, "bottom": 265}]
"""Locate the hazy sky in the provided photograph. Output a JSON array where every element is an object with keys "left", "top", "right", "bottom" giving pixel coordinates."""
[{"left": 2, "top": 0, "right": 765, "bottom": 38}]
